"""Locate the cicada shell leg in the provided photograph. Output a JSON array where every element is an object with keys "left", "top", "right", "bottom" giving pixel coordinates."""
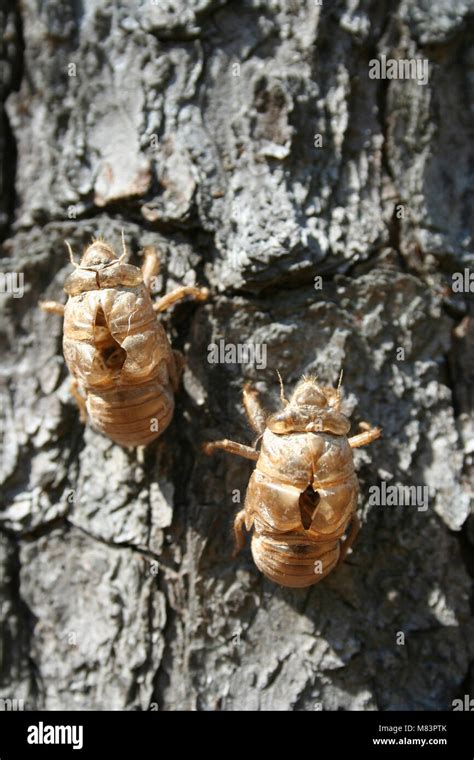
[
  {"left": 169, "top": 350, "right": 185, "bottom": 393},
  {"left": 153, "top": 285, "right": 209, "bottom": 313},
  {"left": 70, "top": 379, "right": 88, "bottom": 423},
  {"left": 233, "top": 509, "right": 247, "bottom": 556},
  {"left": 348, "top": 424, "right": 381, "bottom": 448},
  {"left": 40, "top": 300, "right": 65, "bottom": 317},
  {"left": 141, "top": 245, "right": 160, "bottom": 290},
  {"left": 202, "top": 439, "right": 259, "bottom": 461},
  {"left": 243, "top": 383, "right": 267, "bottom": 435},
  {"left": 338, "top": 513, "right": 361, "bottom": 565}
]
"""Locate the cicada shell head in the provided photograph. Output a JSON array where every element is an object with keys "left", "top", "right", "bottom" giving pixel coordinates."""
[
  {"left": 267, "top": 375, "right": 350, "bottom": 436},
  {"left": 64, "top": 239, "right": 142, "bottom": 296}
]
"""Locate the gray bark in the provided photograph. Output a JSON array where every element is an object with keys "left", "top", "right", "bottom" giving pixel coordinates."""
[{"left": 1, "top": 0, "right": 473, "bottom": 711}]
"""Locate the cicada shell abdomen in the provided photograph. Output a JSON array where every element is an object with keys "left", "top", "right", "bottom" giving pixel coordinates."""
[
  {"left": 245, "top": 430, "right": 359, "bottom": 588},
  {"left": 62, "top": 243, "right": 178, "bottom": 446}
]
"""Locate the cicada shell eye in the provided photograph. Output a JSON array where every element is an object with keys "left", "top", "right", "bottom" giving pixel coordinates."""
[
  {"left": 266, "top": 410, "right": 290, "bottom": 434},
  {"left": 64, "top": 268, "right": 99, "bottom": 296},
  {"left": 321, "top": 386, "right": 342, "bottom": 411},
  {"left": 267, "top": 408, "right": 303, "bottom": 434},
  {"left": 98, "top": 264, "right": 143, "bottom": 289},
  {"left": 317, "top": 410, "right": 351, "bottom": 435}
]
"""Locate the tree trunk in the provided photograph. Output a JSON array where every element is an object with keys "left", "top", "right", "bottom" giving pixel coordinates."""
[{"left": 1, "top": 0, "right": 473, "bottom": 711}]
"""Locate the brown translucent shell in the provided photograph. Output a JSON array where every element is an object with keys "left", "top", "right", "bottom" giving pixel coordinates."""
[{"left": 62, "top": 243, "right": 179, "bottom": 446}]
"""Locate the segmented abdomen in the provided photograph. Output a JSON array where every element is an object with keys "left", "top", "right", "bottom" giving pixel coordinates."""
[
  {"left": 251, "top": 531, "right": 340, "bottom": 588},
  {"left": 86, "top": 380, "right": 174, "bottom": 447}
]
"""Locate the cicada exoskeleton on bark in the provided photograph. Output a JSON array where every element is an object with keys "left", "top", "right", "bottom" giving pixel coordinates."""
[
  {"left": 204, "top": 375, "right": 381, "bottom": 587},
  {"left": 41, "top": 236, "right": 208, "bottom": 447}
]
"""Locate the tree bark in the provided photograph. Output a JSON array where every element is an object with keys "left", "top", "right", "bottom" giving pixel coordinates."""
[{"left": 1, "top": 0, "right": 473, "bottom": 711}]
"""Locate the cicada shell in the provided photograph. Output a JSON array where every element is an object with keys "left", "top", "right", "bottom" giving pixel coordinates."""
[
  {"left": 204, "top": 376, "right": 381, "bottom": 588},
  {"left": 41, "top": 237, "right": 208, "bottom": 447}
]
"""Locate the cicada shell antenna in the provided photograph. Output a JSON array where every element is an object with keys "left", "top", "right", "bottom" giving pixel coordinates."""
[
  {"left": 65, "top": 240, "right": 80, "bottom": 268},
  {"left": 276, "top": 369, "right": 288, "bottom": 406},
  {"left": 119, "top": 229, "right": 128, "bottom": 263},
  {"left": 337, "top": 368, "right": 343, "bottom": 393},
  {"left": 335, "top": 368, "right": 344, "bottom": 409}
]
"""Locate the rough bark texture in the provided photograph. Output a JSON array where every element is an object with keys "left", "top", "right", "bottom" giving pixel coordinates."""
[{"left": 1, "top": 0, "right": 473, "bottom": 711}]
